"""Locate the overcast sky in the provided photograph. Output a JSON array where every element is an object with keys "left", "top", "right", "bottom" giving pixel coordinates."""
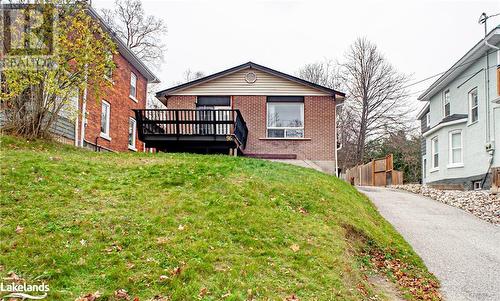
[{"left": 93, "top": 0, "right": 500, "bottom": 113}]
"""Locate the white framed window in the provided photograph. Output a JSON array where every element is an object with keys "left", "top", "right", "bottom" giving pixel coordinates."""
[
  {"left": 431, "top": 136, "right": 439, "bottom": 170},
  {"left": 443, "top": 90, "right": 450, "bottom": 117},
  {"left": 468, "top": 87, "right": 478, "bottom": 124},
  {"left": 448, "top": 130, "right": 463, "bottom": 167},
  {"left": 426, "top": 113, "right": 431, "bottom": 127},
  {"left": 100, "top": 100, "right": 111, "bottom": 139},
  {"left": 266, "top": 102, "right": 304, "bottom": 138},
  {"left": 128, "top": 117, "right": 137, "bottom": 150},
  {"left": 130, "top": 72, "right": 137, "bottom": 101}
]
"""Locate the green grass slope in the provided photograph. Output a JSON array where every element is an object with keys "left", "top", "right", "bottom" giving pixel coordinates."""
[{"left": 0, "top": 136, "right": 438, "bottom": 300}]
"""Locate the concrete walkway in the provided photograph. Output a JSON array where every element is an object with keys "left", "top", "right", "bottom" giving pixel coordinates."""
[{"left": 358, "top": 186, "right": 500, "bottom": 301}]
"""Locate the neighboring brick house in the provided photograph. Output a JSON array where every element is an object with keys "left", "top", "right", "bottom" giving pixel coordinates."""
[
  {"left": 135, "top": 62, "right": 345, "bottom": 174},
  {"left": 417, "top": 25, "right": 500, "bottom": 190},
  {"left": 72, "top": 8, "right": 160, "bottom": 152}
]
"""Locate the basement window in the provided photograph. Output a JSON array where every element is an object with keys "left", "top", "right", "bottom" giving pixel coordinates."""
[
  {"left": 473, "top": 181, "right": 482, "bottom": 190},
  {"left": 266, "top": 97, "right": 304, "bottom": 138}
]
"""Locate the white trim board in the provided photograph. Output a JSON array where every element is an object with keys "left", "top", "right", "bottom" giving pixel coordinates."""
[{"left": 423, "top": 118, "right": 468, "bottom": 137}]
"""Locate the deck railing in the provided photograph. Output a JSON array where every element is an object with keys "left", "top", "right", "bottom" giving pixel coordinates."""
[{"left": 133, "top": 109, "right": 248, "bottom": 149}]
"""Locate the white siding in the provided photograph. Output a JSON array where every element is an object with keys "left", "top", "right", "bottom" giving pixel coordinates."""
[{"left": 172, "top": 68, "right": 330, "bottom": 96}]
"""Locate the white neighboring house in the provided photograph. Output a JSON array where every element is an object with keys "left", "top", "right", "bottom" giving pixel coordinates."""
[{"left": 417, "top": 25, "right": 500, "bottom": 190}]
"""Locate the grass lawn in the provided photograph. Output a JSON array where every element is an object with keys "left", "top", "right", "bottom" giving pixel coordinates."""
[{"left": 0, "top": 136, "right": 440, "bottom": 300}]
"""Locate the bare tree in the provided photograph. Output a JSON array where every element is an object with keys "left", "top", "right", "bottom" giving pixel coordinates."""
[
  {"left": 297, "top": 38, "right": 412, "bottom": 170},
  {"left": 340, "top": 37, "right": 411, "bottom": 164},
  {"left": 182, "top": 69, "right": 205, "bottom": 83},
  {"left": 101, "top": 0, "right": 167, "bottom": 67},
  {"left": 296, "top": 59, "right": 340, "bottom": 89}
]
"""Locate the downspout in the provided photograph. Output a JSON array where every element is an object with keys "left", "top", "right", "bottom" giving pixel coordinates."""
[
  {"left": 484, "top": 40, "right": 499, "bottom": 143},
  {"left": 80, "top": 83, "right": 88, "bottom": 147},
  {"left": 482, "top": 40, "right": 499, "bottom": 188},
  {"left": 74, "top": 109, "right": 79, "bottom": 146},
  {"left": 335, "top": 99, "right": 344, "bottom": 178}
]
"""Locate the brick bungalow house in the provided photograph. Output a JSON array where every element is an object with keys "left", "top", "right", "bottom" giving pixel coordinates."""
[{"left": 134, "top": 62, "right": 345, "bottom": 174}]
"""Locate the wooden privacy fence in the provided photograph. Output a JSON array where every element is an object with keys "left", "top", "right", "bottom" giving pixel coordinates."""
[
  {"left": 344, "top": 154, "right": 403, "bottom": 186},
  {"left": 492, "top": 167, "right": 500, "bottom": 194}
]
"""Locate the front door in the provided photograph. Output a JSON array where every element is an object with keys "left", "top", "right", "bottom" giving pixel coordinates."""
[{"left": 196, "top": 105, "right": 231, "bottom": 135}]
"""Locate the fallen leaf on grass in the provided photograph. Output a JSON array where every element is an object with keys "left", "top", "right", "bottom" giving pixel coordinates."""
[
  {"left": 15, "top": 226, "right": 24, "bottom": 234},
  {"left": 75, "top": 291, "right": 101, "bottom": 301},
  {"left": 114, "top": 289, "right": 130, "bottom": 300},
  {"left": 149, "top": 296, "right": 169, "bottom": 301},
  {"left": 221, "top": 291, "right": 231, "bottom": 298},
  {"left": 178, "top": 224, "right": 185, "bottom": 231},
  {"left": 290, "top": 244, "right": 300, "bottom": 252},
  {"left": 159, "top": 275, "right": 168, "bottom": 281},
  {"left": 170, "top": 267, "right": 181, "bottom": 276},
  {"left": 4, "top": 271, "right": 23, "bottom": 283},
  {"left": 105, "top": 242, "right": 123, "bottom": 253},
  {"left": 198, "top": 287, "right": 208, "bottom": 298},
  {"left": 156, "top": 237, "right": 169, "bottom": 244},
  {"left": 284, "top": 294, "right": 299, "bottom": 301},
  {"left": 298, "top": 207, "right": 308, "bottom": 215}
]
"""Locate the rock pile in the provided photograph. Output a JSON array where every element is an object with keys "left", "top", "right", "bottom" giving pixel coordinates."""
[{"left": 392, "top": 184, "right": 500, "bottom": 225}]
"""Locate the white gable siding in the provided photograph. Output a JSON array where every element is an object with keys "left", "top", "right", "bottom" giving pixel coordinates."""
[{"left": 171, "top": 68, "right": 330, "bottom": 96}]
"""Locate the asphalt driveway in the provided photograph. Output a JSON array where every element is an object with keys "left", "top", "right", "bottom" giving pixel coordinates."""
[{"left": 358, "top": 186, "right": 500, "bottom": 301}]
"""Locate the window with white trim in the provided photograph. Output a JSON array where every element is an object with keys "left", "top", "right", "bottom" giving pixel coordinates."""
[
  {"left": 448, "top": 130, "right": 463, "bottom": 166},
  {"left": 128, "top": 117, "right": 136, "bottom": 149},
  {"left": 101, "top": 100, "right": 110, "bottom": 137},
  {"left": 443, "top": 90, "right": 450, "bottom": 117},
  {"left": 431, "top": 137, "right": 439, "bottom": 169},
  {"left": 130, "top": 72, "right": 137, "bottom": 99},
  {"left": 426, "top": 113, "right": 430, "bottom": 127},
  {"left": 468, "top": 88, "right": 478, "bottom": 123},
  {"left": 266, "top": 102, "right": 304, "bottom": 138}
]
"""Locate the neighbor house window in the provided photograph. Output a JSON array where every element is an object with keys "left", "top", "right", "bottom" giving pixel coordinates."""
[
  {"left": 431, "top": 137, "right": 439, "bottom": 169},
  {"left": 130, "top": 72, "right": 137, "bottom": 100},
  {"left": 448, "top": 130, "right": 463, "bottom": 167},
  {"left": 101, "top": 100, "right": 110, "bottom": 138},
  {"left": 443, "top": 90, "right": 450, "bottom": 117},
  {"left": 469, "top": 88, "right": 478, "bottom": 123},
  {"left": 128, "top": 117, "right": 137, "bottom": 150},
  {"left": 426, "top": 113, "right": 431, "bottom": 127},
  {"left": 266, "top": 97, "right": 304, "bottom": 138}
]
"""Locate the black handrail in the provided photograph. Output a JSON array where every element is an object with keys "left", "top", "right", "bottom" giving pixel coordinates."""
[{"left": 133, "top": 109, "right": 248, "bottom": 149}]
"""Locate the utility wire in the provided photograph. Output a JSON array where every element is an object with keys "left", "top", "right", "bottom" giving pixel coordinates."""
[{"left": 403, "top": 51, "right": 494, "bottom": 90}]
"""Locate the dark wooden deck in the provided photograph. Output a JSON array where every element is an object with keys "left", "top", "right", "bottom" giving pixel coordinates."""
[{"left": 133, "top": 109, "right": 248, "bottom": 153}]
